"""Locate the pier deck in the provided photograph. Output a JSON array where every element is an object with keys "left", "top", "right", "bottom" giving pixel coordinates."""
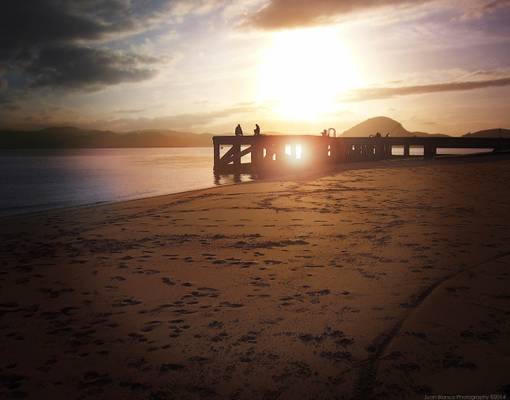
[{"left": 212, "top": 135, "right": 510, "bottom": 175}]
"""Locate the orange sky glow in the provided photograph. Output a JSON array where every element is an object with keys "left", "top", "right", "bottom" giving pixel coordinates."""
[{"left": 1, "top": 0, "right": 509, "bottom": 135}]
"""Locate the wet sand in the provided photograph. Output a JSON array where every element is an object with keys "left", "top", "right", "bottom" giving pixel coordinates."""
[{"left": 1, "top": 154, "right": 510, "bottom": 399}]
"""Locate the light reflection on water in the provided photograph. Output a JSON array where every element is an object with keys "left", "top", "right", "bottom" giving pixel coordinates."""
[{"left": 0, "top": 148, "right": 252, "bottom": 216}]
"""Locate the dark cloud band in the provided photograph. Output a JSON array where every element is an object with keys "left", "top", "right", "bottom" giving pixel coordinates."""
[
  {"left": 348, "top": 77, "right": 510, "bottom": 101},
  {"left": 28, "top": 45, "right": 159, "bottom": 90},
  {"left": 245, "top": 0, "right": 510, "bottom": 29},
  {"left": 0, "top": 0, "right": 166, "bottom": 91},
  {"left": 245, "top": 0, "right": 428, "bottom": 29}
]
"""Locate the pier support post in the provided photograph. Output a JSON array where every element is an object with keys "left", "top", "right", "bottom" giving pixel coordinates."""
[
  {"left": 251, "top": 139, "right": 263, "bottom": 174},
  {"left": 355, "top": 144, "right": 361, "bottom": 161},
  {"left": 213, "top": 142, "right": 220, "bottom": 172},
  {"left": 403, "top": 144, "right": 410, "bottom": 157},
  {"left": 233, "top": 144, "right": 241, "bottom": 171},
  {"left": 424, "top": 144, "right": 436, "bottom": 159},
  {"left": 382, "top": 143, "right": 390, "bottom": 159},
  {"left": 336, "top": 140, "right": 346, "bottom": 162},
  {"left": 375, "top": 142, "right": 384, "bottom": 160}
]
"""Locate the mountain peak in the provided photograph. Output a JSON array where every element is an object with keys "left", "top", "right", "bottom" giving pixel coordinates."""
[{"left": 342, "top": 116, "right": 410, "bottom": 137}]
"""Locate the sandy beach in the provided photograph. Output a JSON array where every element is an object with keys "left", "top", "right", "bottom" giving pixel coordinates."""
[{"left": 1, "top": 154, "right": 510, "bottom": 400}]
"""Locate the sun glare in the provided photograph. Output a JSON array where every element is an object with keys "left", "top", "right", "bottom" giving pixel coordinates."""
[{"left": 258, "top": 28, "right": 362, "bottom": 121}]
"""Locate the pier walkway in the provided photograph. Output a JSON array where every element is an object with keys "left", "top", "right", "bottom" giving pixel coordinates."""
[{"left": 213, "top": 135, "right": 510, "bottom": 174}]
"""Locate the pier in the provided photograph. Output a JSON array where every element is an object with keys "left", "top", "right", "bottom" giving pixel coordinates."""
[{"left": 213, "top": 135, "right": 510, "bottom": 175}]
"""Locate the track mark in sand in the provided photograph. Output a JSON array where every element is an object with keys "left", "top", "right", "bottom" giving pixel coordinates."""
[{"left": 353, "top": 249, "right": 510, "bottom": 400}]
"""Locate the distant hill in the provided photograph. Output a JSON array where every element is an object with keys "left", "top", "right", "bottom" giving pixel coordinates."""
[
  {"left": 341, "top": 116, "right": 449, "bottom": 137},
  {"left": 463, "top": 128, "right": 510, "bottom": 138},
  {"left": 0, "top": 127, "right": 214, "bottom": 148}
]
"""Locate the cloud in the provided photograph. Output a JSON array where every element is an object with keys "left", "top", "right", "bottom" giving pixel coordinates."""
[
  {"left": 114, "top": 108, "right": 148, "bottom": 115},
  {"left": 244, "top": 0, "right": 510, "bottom": 29},
  {"left": 97, "top": 103, "right": 260, "bottom": 131},
  {"left": 0, "top": 1, "right": 135, "bottom": 59},
  {"left": 27, "top": 45, "right": 160, "bottom": 90},
  {"left": 245, "top": 0, "right": 431, "bottom": 29},
  {"left": 0, "top": 1, "right": 173, "bottom": 91},
  {"left": 347, "top": 76, "right": 510, "bottom": 101},
  {"left": 460, "top": 0, "right": 510, "bottom": 18},
  {"left": 0, "top": 91, "right": 21, "bottom": 114}
]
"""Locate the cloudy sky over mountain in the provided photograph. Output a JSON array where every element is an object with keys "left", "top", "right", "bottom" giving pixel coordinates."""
[{"left": 1, "top": 0, "right": 509, "bottom": 134}]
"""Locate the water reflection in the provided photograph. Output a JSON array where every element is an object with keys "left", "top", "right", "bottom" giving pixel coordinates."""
[
  {"left": 214, "top": 173, "right": 256, "bottom": 185},
  {"left": 0, "top": 148, "right": 254, "bottom": 216}
]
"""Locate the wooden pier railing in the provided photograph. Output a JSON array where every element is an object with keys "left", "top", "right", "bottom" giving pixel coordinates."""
[{"left": 212, "top": 135, "right": 510, "bottom": 175}]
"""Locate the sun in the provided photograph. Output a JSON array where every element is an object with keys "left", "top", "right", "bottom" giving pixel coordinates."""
[{"left": 257, "top": 27, "right": 362, "bottom": 121}]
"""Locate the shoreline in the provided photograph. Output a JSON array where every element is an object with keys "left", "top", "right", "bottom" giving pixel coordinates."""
[{"left": 1, "top": 150, "right": 505, "bottom": 221}]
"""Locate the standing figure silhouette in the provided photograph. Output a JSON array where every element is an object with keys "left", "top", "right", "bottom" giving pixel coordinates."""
[
  {"left": 254, "top": 124, "right": 261, "bottom": 136},
  {"left": 235, "top": 124, "right": 243, "bottom": 136}
]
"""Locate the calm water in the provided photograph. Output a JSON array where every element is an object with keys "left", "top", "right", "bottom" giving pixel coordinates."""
[
  {"left": 0, "top": 146, "right": 492, "bottom": 217},
  {"left": 0, "top": 148, "right": 251, "bottom": 217}
]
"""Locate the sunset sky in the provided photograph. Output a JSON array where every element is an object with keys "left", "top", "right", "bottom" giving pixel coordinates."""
[{"left": 1, "top": 0, "right": 509, "bottom": 135}]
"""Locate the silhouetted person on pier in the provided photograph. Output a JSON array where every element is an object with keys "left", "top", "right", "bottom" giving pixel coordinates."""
[
  {"left": 235, "top": 124, "right": 243, "bottom": 136},
  {"left": 385, "top": 133, "right": 390, "bottom": 137},
  {"left": 375, "top": 132, "right": 382, "bottom": 138},
  {"left": 254, "top": 124, "right": 261, "bottom": 136},
  {"left": 321, "top": 129, "right": 328, "bottom": 137}
]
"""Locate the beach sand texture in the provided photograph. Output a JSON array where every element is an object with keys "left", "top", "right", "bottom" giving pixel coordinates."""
[{"left": 1, "top": 156, "right": 510, "bottom": 399}]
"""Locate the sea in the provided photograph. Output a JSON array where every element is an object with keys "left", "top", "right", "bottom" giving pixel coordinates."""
[
  {"left": 0, "top": 148, "right": 252, "bottom": 217},
  {"left": 0, "top": 146, "right": 491, "bottom": 217}
]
